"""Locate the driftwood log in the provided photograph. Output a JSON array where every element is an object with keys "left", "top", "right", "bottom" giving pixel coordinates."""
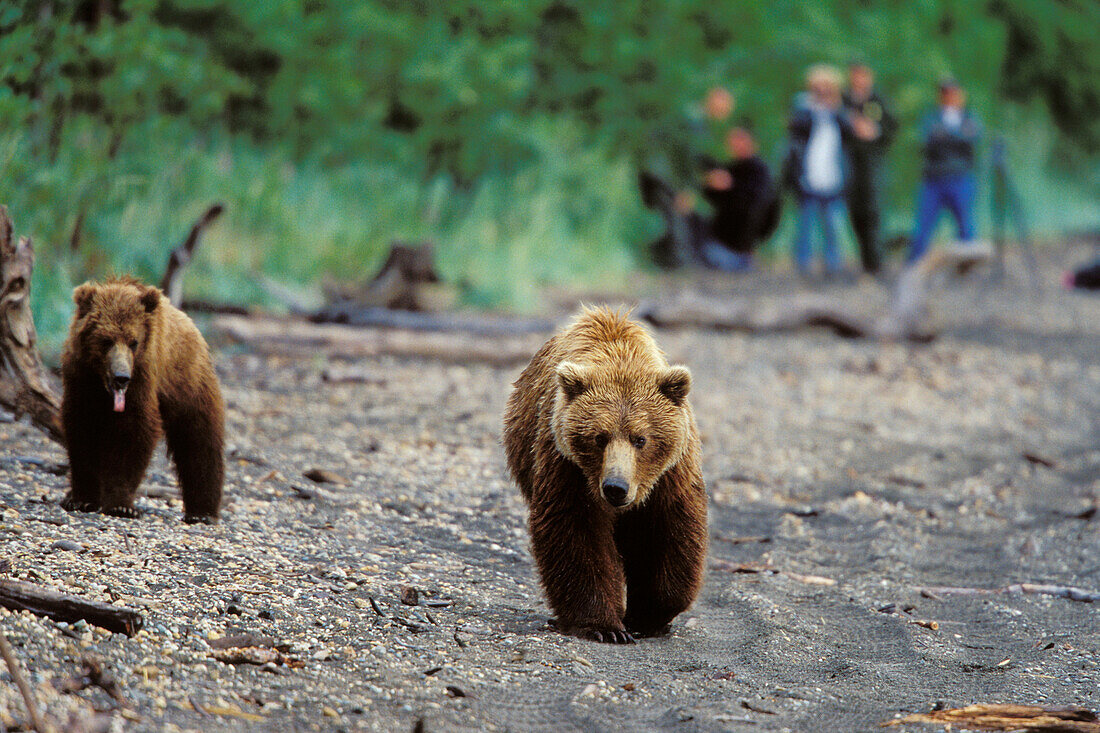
[
  {"left": 640, "top": 293, "right": 874, "bottom": 338},
  {"left": 0, "top": 206, "right": 63, "bottom": 443},
  {"left": 212, "top": 314, "right": 544, "bottom": 367},
  {"left": 641, "top": 242, "right": 994, "bottom": 341},
  {"left": 0, "top": 578, "right": 144, "bottom": 636},
  {"left": 159, "top": 203, "right": 224, "bottom": 308},
  {"left": 310, "top": 307, "right": 554, "bottom": 336}
]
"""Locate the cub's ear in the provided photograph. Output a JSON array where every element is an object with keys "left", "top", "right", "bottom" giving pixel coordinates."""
[
  {"left": 73, "top": 283, "right": 97, "bottom": 318},
  {"left": 658, "top": 365, "right": 692, "bottom": 405},
  {"left": 140, "top": 287, "right": 161, "bottom": 313},
  {"left": 556, "top": 361, "right": 590, "bottom": 403}
]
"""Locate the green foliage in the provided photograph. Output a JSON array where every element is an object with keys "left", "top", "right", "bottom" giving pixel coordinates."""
[{"left": 0, "top": 0, "right": 1097, "bottom": 360}]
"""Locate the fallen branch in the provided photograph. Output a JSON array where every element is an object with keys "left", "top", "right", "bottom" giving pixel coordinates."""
[
  {"left": 883, "top": 703, "right": 1100, "bottom": 732},
  {"left": 211, "top": 314, "right": 542, "bottom": 366},
  {"left": 0, "top": 206, "right": 63, "bottom": 444},
  {"left": 0, "top": 629, "right": 48, "bottom": 733},
  {"left": 0, "top": 578, "right": 144, "bottom": 636},
  {"left": 159, "top": 203, "right": 224, "bottom": 308},
  {"left": 919, "top": 583, "right": 1100, "bottom": 604}
]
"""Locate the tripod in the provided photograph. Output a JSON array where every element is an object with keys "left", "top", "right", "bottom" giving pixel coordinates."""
[{"left": 989, "top": 136, "right": 1042, "bottom": 293}]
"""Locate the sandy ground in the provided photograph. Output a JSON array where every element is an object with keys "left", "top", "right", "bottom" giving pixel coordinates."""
[{"left": 2, "top": 245, "right": 1100, "bottom": 732}]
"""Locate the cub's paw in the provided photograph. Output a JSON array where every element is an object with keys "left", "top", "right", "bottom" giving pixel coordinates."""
[
  {"left": 60, "top": 495, "right": 99, "bottom": 513},
  {"left": 103, "top": 505, "right": 142, "bottom": 519},
  {"left": 183, "top": 514, "right": 217, "bottom": 525},
  {"left": 566, "top": 625, "right": 635, "bottom": 644}
]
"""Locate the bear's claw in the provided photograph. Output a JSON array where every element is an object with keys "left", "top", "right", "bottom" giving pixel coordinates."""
[
  {"left": 60, "top": 496, "right": 99, "bottom": 513},
  {"left": 183, "top": 514, "right": 216, "bottom": 525},
  {"left": 102, "top": 505, "right": 142, "bottom": 519},
  {"left": 572, "top": 626, "right": 635, "bottom": 644}
]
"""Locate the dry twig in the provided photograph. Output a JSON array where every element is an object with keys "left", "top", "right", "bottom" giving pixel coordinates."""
[
  {"left": 0, "top": 629, "right": 48, "bottom": 733},
  {"left": 883, "top": 703, "right": 1100, "bottom": 732},
  {"left": 919, "top": 583, "right": 1100, "bottom": 604}
]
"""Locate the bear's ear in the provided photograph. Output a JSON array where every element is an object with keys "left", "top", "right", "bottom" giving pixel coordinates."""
[
  {"left": 658, "top": 365, "right": 692, "bottom": 405},
  {"left": 73, "top": 283, "right": 97, "bottom": 318},
  {"left": 140, "top": 287, "right": 160, "bottom": 314},
  {"left": 556, "top": 361, "right": 590, "bottom": 403}
]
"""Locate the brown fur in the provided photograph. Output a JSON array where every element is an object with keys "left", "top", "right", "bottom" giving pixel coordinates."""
[
  {"left": 502, "top": 307, "right": 707, "bottom": 643},
  {"left": 60, "top": 276, "right": 225, "bottom": 522}
]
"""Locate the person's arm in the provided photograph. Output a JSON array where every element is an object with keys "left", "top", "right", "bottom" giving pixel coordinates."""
[
  {"left": 937, "top": 111, "right": 981, "bottom": 163},
  {"left": 876, "top": 93, "right": 898, "bottom": 147},
  {"left": 960, "top": 111, "right": 982, "bottom": 144},
  {"left": 701, "top": 169, "right": 730, "bottom": 205},
  {"left": 837, "top": 110, "right": 857, "bottom": 144},
  {"left": 921, "top": 111, "right": 943, "bottom": 155}
]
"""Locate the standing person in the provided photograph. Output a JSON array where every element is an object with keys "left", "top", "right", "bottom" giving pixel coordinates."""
[
  {"left": 843, "top": 61, "right": 897, "bottom": 274},
  {"left": 783, "top": 65, "right": 853, "bottom": 277},
  {"left": 908, "top": 77, "right": 983, "bottom": 263},
  {"left": 698, "top": 125, "right": 781, "bottom": 271}
]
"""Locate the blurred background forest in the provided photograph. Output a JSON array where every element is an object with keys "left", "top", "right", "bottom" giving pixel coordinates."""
[{"left": 2, "top": 0, "right": 1098, "bottom": 354}]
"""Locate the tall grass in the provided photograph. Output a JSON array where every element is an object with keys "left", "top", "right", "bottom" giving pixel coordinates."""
[{"left": 0, "top": 117, "right": 653, "bottom": 360}]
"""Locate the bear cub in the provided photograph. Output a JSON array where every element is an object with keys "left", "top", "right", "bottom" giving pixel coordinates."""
[
  {"left": 60, "top": 276, "right": 225, "bottom": 522},
  {"left": 503, "top": 307, "right": 707, "bottom": 643}
]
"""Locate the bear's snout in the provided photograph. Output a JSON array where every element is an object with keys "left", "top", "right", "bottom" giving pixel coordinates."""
[
  {"left": 105, "top": 344, "right": 134, "bottom": 412},
  {"left": 600, "top": 439, "right": 637, "bottom": 507},
  {"left": 601, "top": 476, "right": 630, "bottom": 507}
]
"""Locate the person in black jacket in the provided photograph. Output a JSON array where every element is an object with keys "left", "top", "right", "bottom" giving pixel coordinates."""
[
  {"left": 642, "top": 87, "right": 736, "bottom": 268},
  {"left": 843, "top": 62, "right": 897, "bottom": 274},
  {"left": 698, "top": 125, "right": 781, "bottom": 271}
]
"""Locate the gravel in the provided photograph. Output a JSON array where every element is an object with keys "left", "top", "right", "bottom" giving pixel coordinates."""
[{"left": 2, "top": 247, "right": 1099, "bottom": 732}]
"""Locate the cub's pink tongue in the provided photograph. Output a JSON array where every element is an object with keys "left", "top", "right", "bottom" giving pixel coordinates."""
[{"left": 113, "top": 390, "right": 126, "bottom": 412}]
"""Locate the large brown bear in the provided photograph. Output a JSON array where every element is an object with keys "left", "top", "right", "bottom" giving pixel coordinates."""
[
  {"left": 503, "top": 307, "right": 707, "bottom": 643},
  {"left": 60, "top": 276, "right": 225, "bottom": 522}
]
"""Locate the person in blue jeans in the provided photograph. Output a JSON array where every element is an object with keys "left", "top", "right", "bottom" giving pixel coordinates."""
[
  {"left": 908, "top": 78, "right": 983, "bottom": 263},
  {"left": 782, "top": 65, "right": 860, "bottom": 276}
]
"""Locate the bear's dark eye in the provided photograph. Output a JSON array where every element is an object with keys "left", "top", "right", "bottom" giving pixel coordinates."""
[
  {"left": 594, "top": 433, "right": 609, "bottom": 450},
  {"left": 128, "top": 339, "right": 139, "bottom": 351},
  {"left": 631, "top": 435, "right": 647, "bottom": 449}
]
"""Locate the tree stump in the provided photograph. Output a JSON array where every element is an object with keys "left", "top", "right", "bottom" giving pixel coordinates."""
[
  {"left": 0, "top": 206, "right": 63, "bottom": 444},
  {"left": 315, "top": 241, "right": 452, "bottom": 321}
]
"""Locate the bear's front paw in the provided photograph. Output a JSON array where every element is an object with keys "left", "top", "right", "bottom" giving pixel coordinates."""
[
  {"left": 60, "top": 495, "right": 99, "bottom": 513},
  {"left": 103, "top": 505, "right": 142, "bottom": 519},
  {"left": 183, "top": 513, "right": 217, "bottom": 525},
  {"left": 566, "top": 625, "right": 635, "bottom": 644}
]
